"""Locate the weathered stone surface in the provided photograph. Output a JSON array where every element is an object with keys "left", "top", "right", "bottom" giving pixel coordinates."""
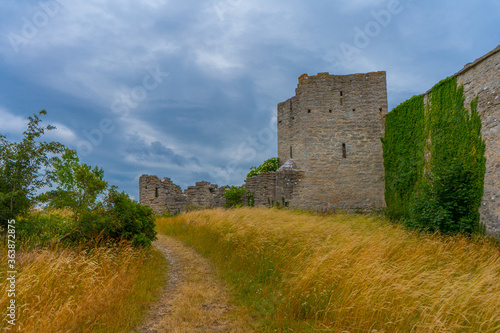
[
  {"left": 278, "top": 71, "right": 387, "bottom": 212},
  {"left": 139, "top": 175, "right": 226, "bottom": 215},
  {"left": 139, "top": 175, "right": 186, "bottom": 215},
  {"left": 455, "top": 45, "right": 500, "bottom": 236},
  {"left": 245, "top": 172, "right": 276, "bottom": 207}
]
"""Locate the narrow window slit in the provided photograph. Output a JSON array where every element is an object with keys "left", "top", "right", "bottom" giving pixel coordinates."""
[
  {"left": 155, "top": 188, "right": 159, "bottom": 198},
  {"left": 290, "top": 146, "right": 293, "bottom": 158},
  {"left": 342, "top": 143, "right": 347, "bottom": 158}
]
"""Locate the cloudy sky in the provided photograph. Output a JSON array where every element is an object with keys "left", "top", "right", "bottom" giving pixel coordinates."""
[{"left": 0, "top": 0, "right": 498, "bottom": 200}]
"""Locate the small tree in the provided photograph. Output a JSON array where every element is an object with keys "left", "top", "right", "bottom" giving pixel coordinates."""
[
  {"left": 223, "top": 186, "right": 246, "bottom": 208},
  {"left": 247, "top": 157, "right": 279, "bottom": 178},
  {"left": 0, "top": 110, "right": 65, "bottom": 226},
  {"left": 48, "top": 149, "right": 108, "bottom": 224}
]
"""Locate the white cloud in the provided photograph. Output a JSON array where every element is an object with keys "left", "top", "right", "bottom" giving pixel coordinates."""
[
  {"left": 45, "top": 122, "right": 77, "bottom": 143},
  {"left": 0, "top": 107, "right": 27, "bottom": 135}
]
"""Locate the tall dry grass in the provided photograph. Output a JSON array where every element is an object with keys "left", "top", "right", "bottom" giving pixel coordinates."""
[
  {"left": 0, "top": 241, "right": 167, "bottom": 332},
  {"left": 156, "top": 207, "right": 500, "bottom": 332}
]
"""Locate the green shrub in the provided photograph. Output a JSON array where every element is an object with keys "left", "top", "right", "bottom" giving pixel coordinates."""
[
  {"left": 102, "top": 188, "right": 157, "bottom": 247},
  {"left": 247, "top": 157, "right": 279, "bottom": 178},
  {"left": 17, "top": 211, "right": 75, "bottom": 246},
  {"left": 223, "top": 186, "right": 246, "bottom": 208}
]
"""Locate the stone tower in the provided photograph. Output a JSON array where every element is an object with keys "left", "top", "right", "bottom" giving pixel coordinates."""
[{"left": 277, "top": 71, "right": 387, "bottom": 211}]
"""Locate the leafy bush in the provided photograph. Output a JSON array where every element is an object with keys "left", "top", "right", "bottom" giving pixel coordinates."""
[
  {"left": 75, "top": 188, "right": 157, "bottom": 247},
  {"left": 247, "top": 157, "right": 280, "bottom": 178},
  {"left": 17, "top": 210, "right": 76, "bottom": 246},
  {"left": 223, "top": 186, "right": 246, "bottom": 208}
]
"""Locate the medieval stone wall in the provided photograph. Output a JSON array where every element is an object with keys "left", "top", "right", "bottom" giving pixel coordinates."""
[
  {"left": 139, "top": 175, "right": 226, "bottom": 215},
  {"left": 455, "top": 46, "right": 500, "bottom": 235},
  {"left": 277, "top": 71, "right": 387, "bottom": 211},
  {"left": 139, "top": 175, "right": 186, "bottom": 215},
  {"left": 185, "top": 181, "right": 228, "bottom": 209},
  {"left": 139, "top": 46, "right": 499, "bottom": 236},
  {"left": 244, "top": 172, "right": 276, "bottom": 206}
]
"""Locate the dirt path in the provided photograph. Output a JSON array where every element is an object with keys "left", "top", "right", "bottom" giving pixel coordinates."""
[{"left": 133, "top": 234, "right": 253, "bottom": 333}]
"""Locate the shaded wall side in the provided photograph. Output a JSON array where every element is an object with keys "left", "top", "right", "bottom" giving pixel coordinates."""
[{"left": 456, "top": 50, "right": 500, "bottom": 235}]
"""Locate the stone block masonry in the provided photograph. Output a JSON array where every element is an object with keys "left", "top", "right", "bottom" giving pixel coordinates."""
[
  {"left": 455, "top": 46, "right": 500, "bottom": 235},
  {"left": 139, "top": 175, "right": 226, "bottom": 214},
  {"left": 277, "top": 71, "right": 387, "bottom": 211}
]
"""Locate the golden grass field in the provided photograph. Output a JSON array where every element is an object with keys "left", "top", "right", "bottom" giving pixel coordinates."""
[
  {"left": 0, "top": 241, "right": 167, "bottom": 332},
  {"left": 156, "top": 207, "right": 500, "bottom": 332}
]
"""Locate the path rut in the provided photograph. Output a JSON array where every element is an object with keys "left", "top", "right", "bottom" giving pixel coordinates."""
[{"left": 133, "top": 234, "right": 252, "bottom": 333}]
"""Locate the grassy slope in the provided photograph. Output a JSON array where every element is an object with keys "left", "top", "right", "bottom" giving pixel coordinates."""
[
  {"left": 156, "top": 207, "right": 500, "bottom": 332},
  {"left": 0, "top": 242, "right": 167, "bottom": 332}
]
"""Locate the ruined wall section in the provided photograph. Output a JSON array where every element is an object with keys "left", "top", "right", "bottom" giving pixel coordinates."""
[
  {"left": 455, "top": 46, "right": 500, "bottom": 235},
  {"left": 245, "top": 172, "right": 276, "bottom": 206},
  {"left": 275, "top": 159, "right": 303, "bottom": 206},
  {"left": 278, "top": 72, "right": 387, "bottom": 211},
  {"left": 139, "top": 175, "right": 186, "bottom": 215},
  {"left": 277, "top": 96, "right": 298, "bottom": 164},
  {"left": 184, "top": 181, "right": 227, "bottom": 209}
]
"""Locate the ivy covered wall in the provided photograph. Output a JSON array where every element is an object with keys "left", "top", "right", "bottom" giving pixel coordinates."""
[{"left": 383, "top": 77, "right": 486, "bottom": 234}]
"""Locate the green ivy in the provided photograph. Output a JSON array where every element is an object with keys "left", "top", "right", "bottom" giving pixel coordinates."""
[
  {"left": 247, "top": 157, "right": 280, "bottom": 178},
  {"left": 383, "top": 95, "right": 426, "bottom": 220},
  {"left": 383, "top": 77, "right": 486, "bottom": 234}
]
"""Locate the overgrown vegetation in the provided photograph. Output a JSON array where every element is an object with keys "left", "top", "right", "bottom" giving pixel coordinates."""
[
  {"left": 0, "top": 112, "right": 165, "bottom": 330},
  {"left": 383, "top": 77, "right": 486, "bottom": 234},
  {"left": 1, "top": 112, "right": 157, "bottom": 247},
  {"left": 223, "top": 185, "right": 246, "bottom": 208},
  {"left": 0, "top": 240, "right": 167, "bottom": 332},
  {"left": 156, "top": 208, "right": 500, "bottom": 332},
  {"left": 246, "top": 157, "right": 279, "bottom": 178}
]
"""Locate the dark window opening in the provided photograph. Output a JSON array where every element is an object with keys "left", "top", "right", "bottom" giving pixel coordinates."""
[
  {"left": 329, "top": 109, "right": 332, "bottom": 113},
  {"left": 379, "top": 108, "right": 383, "bottom": 112},
  {"left": 291, "top": 116, "right": 295, "bottom": 120},
  {"left": 352, "top": 108, "right": 356, "bottom": 112},
  {"left": 155, "top": 188, "right": 159, "bottom": 198},
  {"left": 340, "top": 91, "right": 343, "bottom": 96},
  {"left": 342, "top": 143, "right": 347, "bottom": 158},
  {"left": 307, "top": 109, "right": 311, "bottom": 113},
  {"left": 290, "top": 146, "right": 293, "bottom": 158},
  {"left": 278, "top": 120, "right": 282, "bottom": 124}
]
